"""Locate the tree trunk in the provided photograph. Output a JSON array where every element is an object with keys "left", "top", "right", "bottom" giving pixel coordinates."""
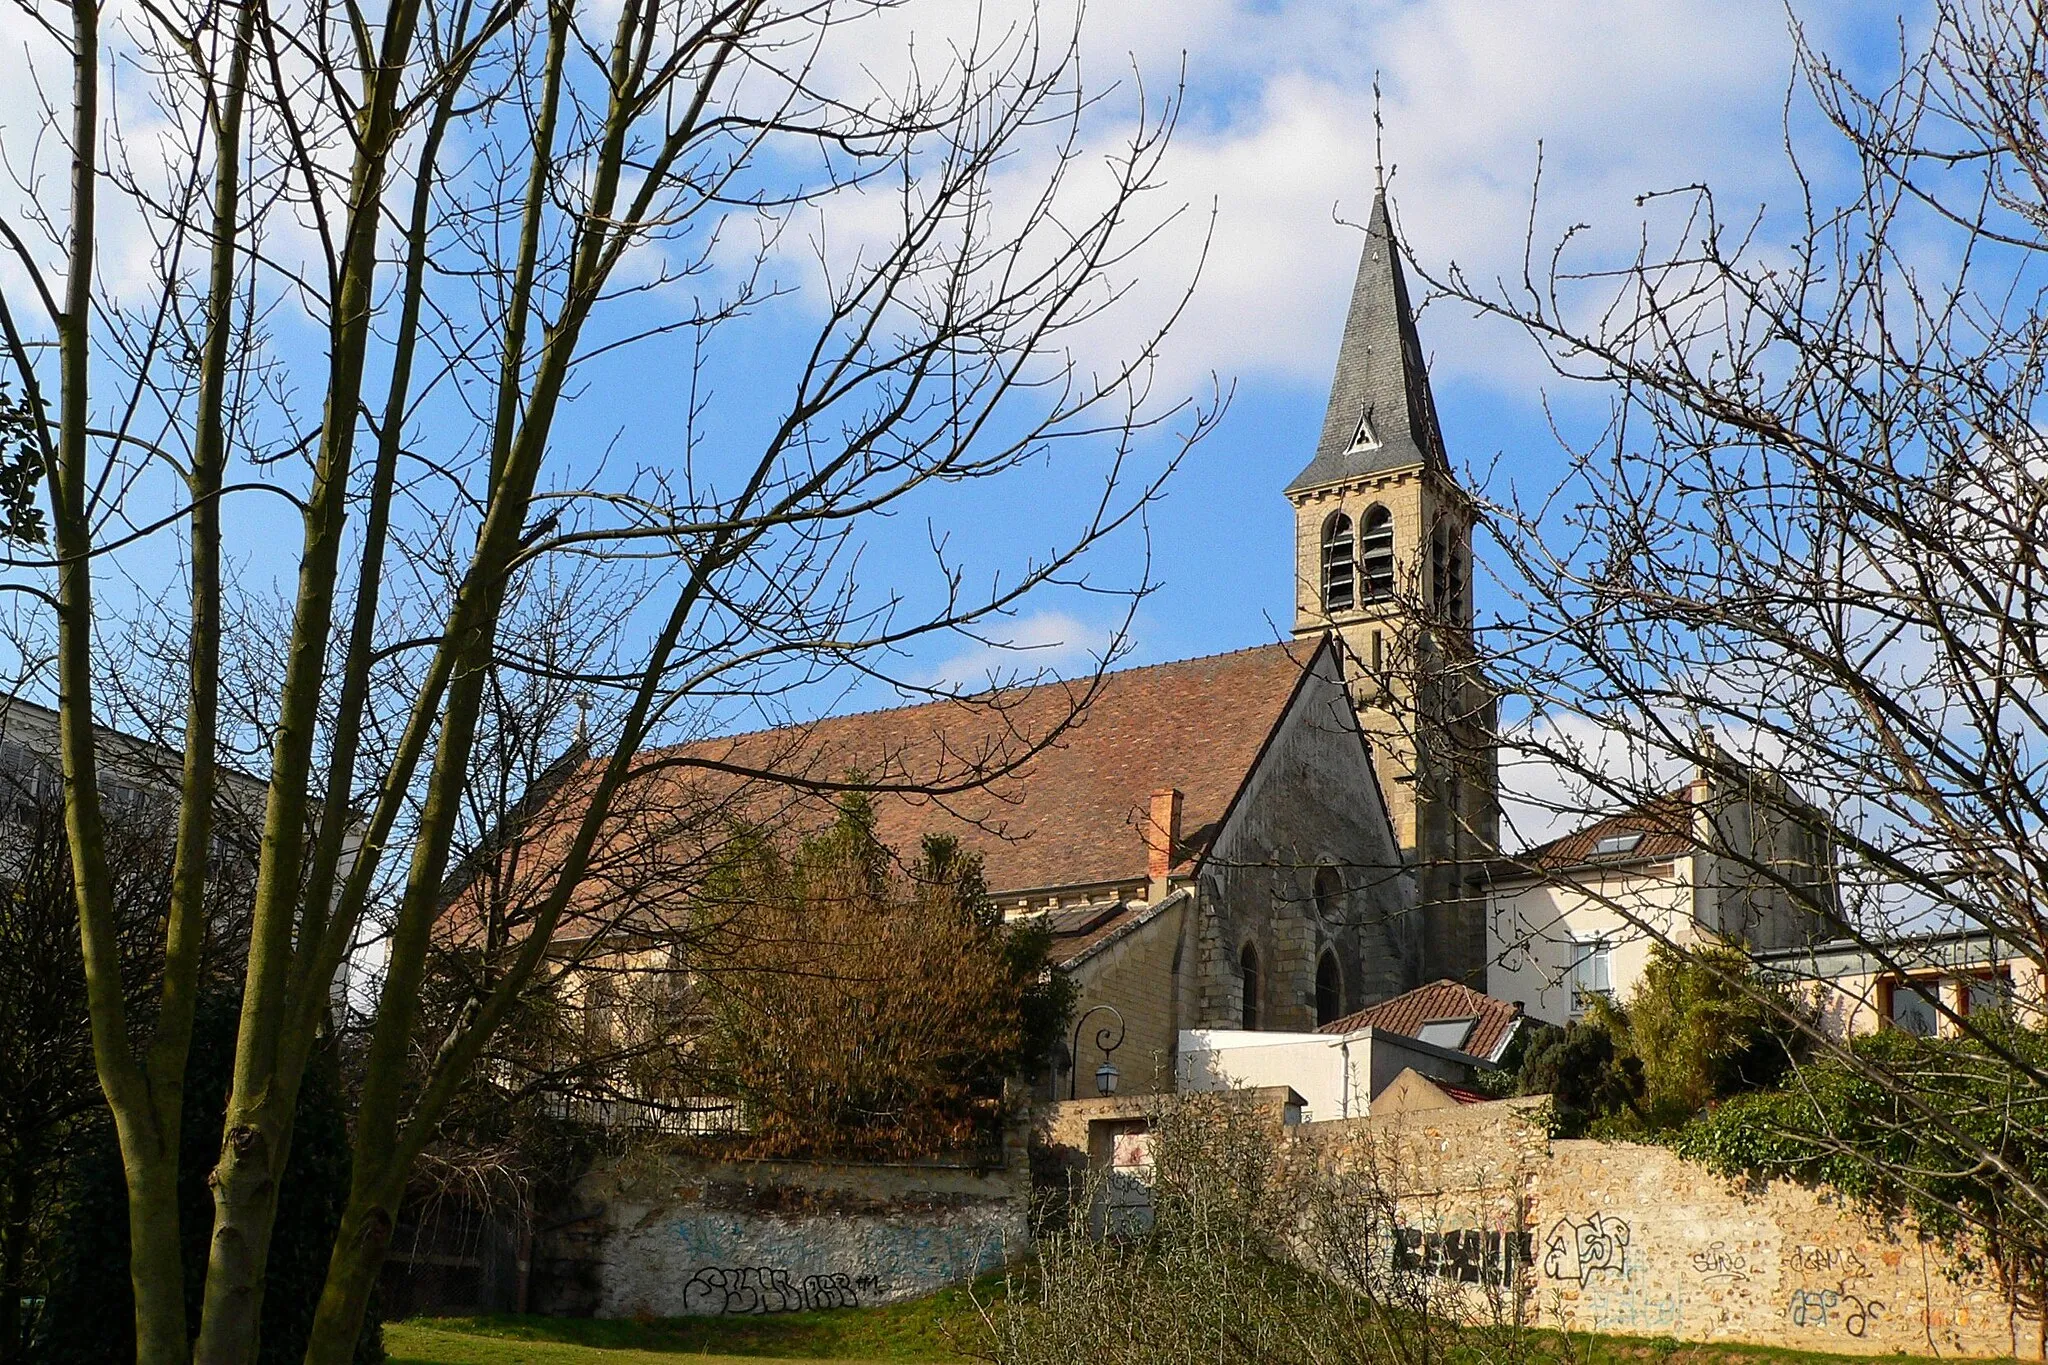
[
  {"left": 300, "top": 1187, "right": 395, "bottom": 1365},
  {"left": 0, "top": 1147, "right": 30, "bottom": 1362}
]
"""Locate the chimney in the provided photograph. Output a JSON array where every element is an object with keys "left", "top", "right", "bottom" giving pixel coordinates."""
[{"left": 1146, "top": 787, "right": 1183, "bottom": 903}]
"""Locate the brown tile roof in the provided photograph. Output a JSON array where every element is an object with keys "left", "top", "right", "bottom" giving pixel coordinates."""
[
  {"left": 1035, "top": 894, "right": 1180, "bottom": 969},
  {"left": 490, "top": 642, "right": 1323, "bottom": 939},
  {"left": 1495, "top": 791, "right": 1695, "bottom": 878},
  {"left": 1319, "top": 978, "right": 1522, "bottom": 1062}
]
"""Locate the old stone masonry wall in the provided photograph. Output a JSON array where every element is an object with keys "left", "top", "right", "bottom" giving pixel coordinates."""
[
  {"left": 537, "top": 1141, "right": 1029, "bottom": 1318},
  {"left": 1306, "top": 1100, "right": 2030, "bottom": 1359},
  {"left": 1529, "top": 1140, "right": 2015, "bottom": 1357}
]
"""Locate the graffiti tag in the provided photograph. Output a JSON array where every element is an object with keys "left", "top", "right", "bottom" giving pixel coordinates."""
[
  {"left": 682, "top": 1267, "right": 860, "bottom": 1315},
  {"left": 1786, "top": 1244, "right": 1868, "bottom": 1278},
  {"left": 1541, "top": 1213, "right": 1631, "bottom": 1285},
  {"left": 1688, "top": 1241, "right": 1749, "bottom": 1283},
  {"left": 1788, "top": 1286, "right": 1884, "bottom": 1337},
  {"left": 1392, "top": 1227, "right": 1533, "bottom": 1286}
]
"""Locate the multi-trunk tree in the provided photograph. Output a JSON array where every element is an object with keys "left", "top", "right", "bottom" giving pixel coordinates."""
[{"left": 0, "top": 0, "right": 1205, "bottom": 1359}]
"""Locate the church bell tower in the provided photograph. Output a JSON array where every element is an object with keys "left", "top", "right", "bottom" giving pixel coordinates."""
[{"left": 1286, "top": 191, "right": 1498, "bottom": 986}]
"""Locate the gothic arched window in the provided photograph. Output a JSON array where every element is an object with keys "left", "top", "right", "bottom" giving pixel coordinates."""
[
  {"left": 1316, "top": 950, "right": 1344, "bottom": 1027},
  {"left": 1321, "top": 513, "right": 1355, "bottom": 613},
  {"left": 1240, "top": 942, "right": 1261, "bottom": 1030},
  {"left": 1360, "top": 505, "right": 1395, "bottom": 603}
]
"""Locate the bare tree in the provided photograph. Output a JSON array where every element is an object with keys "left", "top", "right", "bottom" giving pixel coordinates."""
[
  {"left": 1411, "top": 0, "right": 2048, "bottom": 1315},
  {"left": 0, "top": 0, "right": 1210, "bottom": 1357}
]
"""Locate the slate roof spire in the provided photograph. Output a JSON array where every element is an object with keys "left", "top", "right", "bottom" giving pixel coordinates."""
[{"left": 1286, "top": 191, "right": 1447, "bottom": 493}]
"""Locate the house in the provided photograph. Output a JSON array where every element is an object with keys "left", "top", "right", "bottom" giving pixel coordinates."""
[
  {"left": 1757, "top": 929, "right": 2046, "bottom": 1039},
  {"left": 1173, "top": 978, "right": 1520, "bottom": 1121},
  {"left": 1485, "top": 752, "right": 1837, "bottom": 1025},
  {"left": 0, "top": 693, "right": 274, "bottom": 884}
]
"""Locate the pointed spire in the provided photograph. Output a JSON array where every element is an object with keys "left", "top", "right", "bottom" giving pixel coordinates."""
[{"left": 1286, "top": 191, "right": 1447, "bottom": 494}]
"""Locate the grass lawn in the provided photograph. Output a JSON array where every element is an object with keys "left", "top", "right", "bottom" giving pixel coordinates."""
[
  {"left": 384, "top": 1288, "right": 2021, "bottom": 1365},
  {"left": 383, "top": 1281, "right": 993, "bottom": 1364}
]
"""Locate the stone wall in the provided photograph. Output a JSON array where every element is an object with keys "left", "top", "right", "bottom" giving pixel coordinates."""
[
  {"left": 536, "top": 1129, "right": 1030, "bottom": 1318},
  {"left": 1303, "top": 1099, "right": 2033, "bottom": 1359},
  {"left": 1063, "top": 897, "right": 1184, "bottom": 1095}
]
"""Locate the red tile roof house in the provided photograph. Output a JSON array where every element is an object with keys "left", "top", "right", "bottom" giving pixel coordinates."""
[
  {"left": 1483, "top": 755, "right": 1838, "bottom": 1026},
  {"left": 458, "top": 634, "right": 1427, "bottom": 1102}
]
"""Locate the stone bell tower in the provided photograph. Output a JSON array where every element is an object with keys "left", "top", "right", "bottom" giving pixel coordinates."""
[{"left": 1286, "top": 191, "right": 1498, "bottom": 986}]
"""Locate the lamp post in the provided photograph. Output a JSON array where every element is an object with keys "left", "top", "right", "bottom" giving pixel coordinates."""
[{"left": 1068, "top": 1003, "right": 1126, "bottom": 1099}]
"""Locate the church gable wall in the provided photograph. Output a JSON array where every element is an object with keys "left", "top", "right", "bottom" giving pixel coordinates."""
[{"left": 1194, "top": 649, "right": 1415, "bottom": 1034}]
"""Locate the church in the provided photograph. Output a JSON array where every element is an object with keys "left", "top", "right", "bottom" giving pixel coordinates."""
[{"left": 521, "top": 191, "right": 1505, "bottom": 1100}]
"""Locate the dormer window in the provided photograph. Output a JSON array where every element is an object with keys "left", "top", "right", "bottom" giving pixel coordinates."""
[
  {"left": 1348, "top": 404, "right": 1380, "bottom": 452},
  {"left": 1360, "top": 506, "right": 1394, "bottom": 602},
  {"left": 1592, "top": 832, "right": 1643, "bottom": 858},
  {"left": 1321, "top": 514, "right": 1355, "bottom": 612}
]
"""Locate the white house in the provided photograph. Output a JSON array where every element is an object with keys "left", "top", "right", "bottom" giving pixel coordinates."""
[
  {"left": 1174, "top": 979, "right": 1521, "bottom": 1121},
  {"left": 1486, "top": 758, "right": 1836, "bottom": 1026}
]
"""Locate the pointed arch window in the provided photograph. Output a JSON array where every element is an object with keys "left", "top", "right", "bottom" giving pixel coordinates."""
[
  {"left": 1432, "top": 525, "right": 1468, "bottom": 621},
  {"left": 1360, "top": 505, "right": 1395, "bottom": 603},
  {"left": 1240, "top": 943, "right": 1261, "bottom": 1030},
  {"left": 1316, "top": 950, "right": 1344, "bottom": 1027},
  {"left": 1321, "top": 513, "right": 1355, "bottom": 613}
]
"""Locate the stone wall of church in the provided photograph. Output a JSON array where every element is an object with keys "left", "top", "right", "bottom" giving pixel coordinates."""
[
  {"left": 1063, "top": 898, "right": 1186, "bottom": 1097},
  {"left": 1194, "top": 648, "right": 1415, "bottom": 1033}
]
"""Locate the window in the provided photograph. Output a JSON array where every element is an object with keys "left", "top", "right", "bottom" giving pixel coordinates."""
[
  {"left": 1315, "top": 950, "right": 1344, "bottom": 1027},
  {"left": 1965, "top": 973, "right": 2014, "bottom": 1018},
  {"left": 1240, "top": 943, "right": 1260, "bottom": 1030},
  {"left": 1313, "top": 865, "right": 1343, "bottom": 919},
  {"left": 1431, "top": 527, "right": 1466, "bottom": 620},
  {"left": 1591, "top": 832, "right": 1643, "bottom": 858},
  {"left": 1359, "top": 506, "right": 1394, "bottom": 602},
  {"left": 1887, "top": 980, "right": 1938, "bottom": 1036},
  {"left": 1347, "top": 403, "right": 1380, "bottom": 452},
  {"left": 1416, "top": 1017, "right": 1477, "bottom": 1051},
  {"left": 1568, "top": 938, "right": 1612, "bottom": 1012},
  {"left": 1321, "top": 514, "right": 1355, "bottom": 613}
]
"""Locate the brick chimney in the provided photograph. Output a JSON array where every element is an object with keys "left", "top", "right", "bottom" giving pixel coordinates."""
[{"left": 1146, "top": 786, "right": 1183, "bottom": 903}]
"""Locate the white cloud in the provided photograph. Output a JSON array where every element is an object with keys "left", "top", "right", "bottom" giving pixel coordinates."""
[{"left": 918, "top": 609, "right": 1123, "bottom": 690}]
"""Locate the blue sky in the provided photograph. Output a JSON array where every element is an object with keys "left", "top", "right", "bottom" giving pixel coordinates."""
[
  {"left": 0, "top": 0, "right": 1897, "bottom": 813},
  {"left": 829, "top": 0, "right": 1873, "bottom": 686}
]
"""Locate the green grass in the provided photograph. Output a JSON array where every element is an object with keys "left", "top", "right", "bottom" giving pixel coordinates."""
[
  {"left": 383, "top": 1280, "right": 994, "bottom": 1364},
  {"left": 385, "top": 1288, "right": 2021, "bottom": 1365}
]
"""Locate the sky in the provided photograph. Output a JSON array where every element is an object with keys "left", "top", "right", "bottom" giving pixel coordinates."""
[
  {"left": 867, "top": 0, "right": 1860, "bottom": 682},
  {"left": 0, "top": 0, "right": 1899, "bottom": 846}
]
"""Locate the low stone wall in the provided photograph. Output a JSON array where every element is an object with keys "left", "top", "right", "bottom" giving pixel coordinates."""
[
  {"left": 1301, "top": 1101, "right": 2033, "bottom": 1359},
  {"left": 537, "top": 1128, "right": 1030, "bottom": 1318}
]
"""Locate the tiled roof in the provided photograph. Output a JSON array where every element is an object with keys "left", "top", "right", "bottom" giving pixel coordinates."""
[
  {"left": 1437, "top": 1082, "right": 1489, "bottom": 1106},
  {"left": 1034, "top": 892, "right": 1184, "bottom": 969},
  {"left": 1496, "top": 791, "right": 1695, "bottom": 877},
  {"left": 1320, "top": 978, "right": 1522, "bottom": 1062},
  {"left": 1287, "top": 191, "right": 1448, "bottom": 493},
  {"left": 502, "top": 642, "right": 1322, "bottom": 925}
]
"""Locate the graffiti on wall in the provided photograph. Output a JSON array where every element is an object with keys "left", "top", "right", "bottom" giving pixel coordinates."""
[
  {"left": 1687, "top": 1241, "right": 1749, "bottom": 1284},
  {"left": 1541, "top": 1214, "right": 1631, "bottom": 1285},
  {"left": 1392, "top": 1228, "right": 1533, "bottom": 1286},
  {"left": 681, "top": 1267, "right": 868, "bottom": 1315},
  {"left": 1787, "top": 1286, "right": 1884, "bottom": 1337}
]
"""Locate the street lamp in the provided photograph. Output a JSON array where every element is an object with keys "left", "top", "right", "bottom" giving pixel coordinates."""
[{"left": 1068, "top": 1003, "right": 1126, "bottom": 1099}]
